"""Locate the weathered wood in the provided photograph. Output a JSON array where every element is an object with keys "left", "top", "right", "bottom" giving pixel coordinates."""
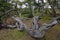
[
  {"left": 4, "top": 16, "right": 60, "bottom": 38},
  {"left": 40, "top": 16, "right": 60, "bottom": 30},
  {"left": 12, "top": 16, "right": 29, "bottom": 31},
  {"left": 32, "top": 16, "right": 40, "bottom": 30}
]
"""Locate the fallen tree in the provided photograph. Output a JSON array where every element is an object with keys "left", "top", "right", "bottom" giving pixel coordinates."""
[{"left": 8, "top": 16, "right": 60, "bottom": 38}]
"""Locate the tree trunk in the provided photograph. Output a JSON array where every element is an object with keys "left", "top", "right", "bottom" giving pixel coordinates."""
[{"left": 47, "top": 0, "right": 56, "bottom": 17}]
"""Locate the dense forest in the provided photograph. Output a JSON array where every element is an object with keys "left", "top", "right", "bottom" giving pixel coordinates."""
[{"left": 0, "top": 0, "right": 60, "bottom": 40}]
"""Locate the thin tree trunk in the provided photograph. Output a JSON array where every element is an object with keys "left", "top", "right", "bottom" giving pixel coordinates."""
[
  {"left": 40, "top": 0, "right": 44, "bottom": 17},
  {"left": 29, "top": 0, "right": 34, "bottom": 18},
  {"left": 47, "top": 0, "right": 56, "bottom": 17}
]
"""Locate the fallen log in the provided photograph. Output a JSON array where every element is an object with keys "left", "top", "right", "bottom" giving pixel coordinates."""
[{"left": 3, "top": 16, "right": 60, "bottom": 38}]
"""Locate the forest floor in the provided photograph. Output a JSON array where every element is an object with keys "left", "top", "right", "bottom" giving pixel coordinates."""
[{"left": 0, "top": 16, "right": 60, "bottom": 40}]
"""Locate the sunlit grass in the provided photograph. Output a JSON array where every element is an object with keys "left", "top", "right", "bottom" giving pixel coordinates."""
[{"left": 10, "top": 29, "right": 27, "bottom": 40}]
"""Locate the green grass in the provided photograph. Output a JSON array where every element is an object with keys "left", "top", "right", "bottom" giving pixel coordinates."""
[
  {"left": 11, "top": 29, "right": 27, "bottom": 39},
  {"left": 42, "top": 15, "right": 53, "bottom": 20},
  {"left": 11, "top": 29, "right": 34, "bottom": 40}
]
